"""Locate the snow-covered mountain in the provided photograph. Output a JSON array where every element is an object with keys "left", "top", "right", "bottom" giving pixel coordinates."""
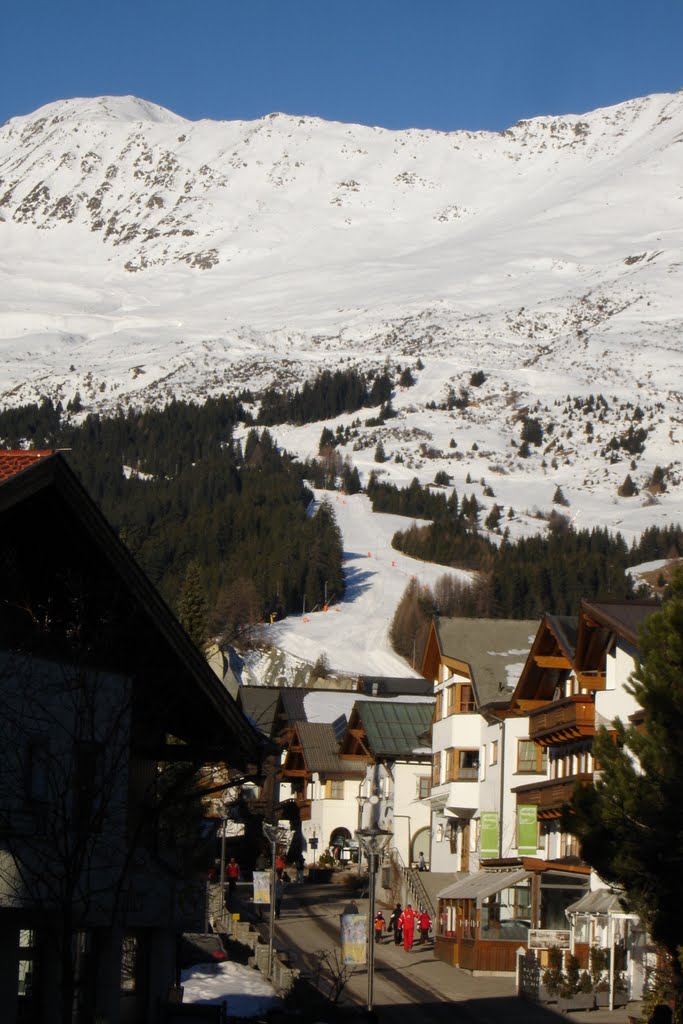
[{"left": 1, "top": 92, "right": 682, "bottom": 542}]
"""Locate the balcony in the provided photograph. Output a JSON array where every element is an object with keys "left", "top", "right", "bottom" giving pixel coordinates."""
[
  {"left": 436, "top": 778, "right": 479, "bottom": 817},
  {"left": 514, "top": 773, "right": 593, "bottom": 819},
  {"left": 528, "top": 696, "right": 595, "bottom": 746}
]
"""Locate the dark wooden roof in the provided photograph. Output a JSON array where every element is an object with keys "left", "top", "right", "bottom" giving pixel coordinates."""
[{"left": 0, "top": 451, "right": 262, "bottom": 767}]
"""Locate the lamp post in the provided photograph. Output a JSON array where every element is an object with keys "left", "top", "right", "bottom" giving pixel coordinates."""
[
  {"left": 262, "top": 821, "right": 287, "bottom": 977},
  {"left": 355, "top": 826, "right": 393, "bottom": 1016},
  {"left": 356, "top": 793, "right": 370, "bottom": 873}
]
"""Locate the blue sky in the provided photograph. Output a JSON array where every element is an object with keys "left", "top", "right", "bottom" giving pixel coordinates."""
[{"left": 2, "top": 0, "right": 682, "bottom": 131}]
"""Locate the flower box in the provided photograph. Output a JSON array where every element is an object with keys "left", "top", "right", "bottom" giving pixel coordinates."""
[{"left": 558, "top": 993, "right": 595, "bottom": 1012}]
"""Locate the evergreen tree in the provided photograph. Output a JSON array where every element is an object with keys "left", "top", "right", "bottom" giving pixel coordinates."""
[
  {"left": 566, "top": 579, "right": 683, "bottom": 1008},
  {"left": 177, "top": 560, "right": 209, "bottom": 650}
]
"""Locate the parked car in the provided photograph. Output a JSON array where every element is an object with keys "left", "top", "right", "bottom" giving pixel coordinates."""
[{"left": 179, "top": 932, "right": 227, "bottom": 968}]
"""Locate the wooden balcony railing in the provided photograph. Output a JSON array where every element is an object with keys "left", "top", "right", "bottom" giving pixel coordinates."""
[
  {"left": 528, "top": 696, "right": 595, "bottom": 746},
  {"left": 514, "top": 773, "right": 593, "bottom": 819}
]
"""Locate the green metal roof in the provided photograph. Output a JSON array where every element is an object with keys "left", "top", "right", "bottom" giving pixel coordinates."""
[{"left": 354, "top": 700, "right": 434, "bottom": 759}]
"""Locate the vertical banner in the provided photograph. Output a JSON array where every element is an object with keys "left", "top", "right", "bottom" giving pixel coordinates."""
[
  {"left": 517, "top": 804, "right": 538, "bottom": 856},
  {"left": 340, "top": 914, "right": 367, "bottom": 965},
  {"left": 480, "top": 811, "right": 499, "bottom": 859},
  {"left": 252, "top": 871, "right": 271, "bottom": 905}
]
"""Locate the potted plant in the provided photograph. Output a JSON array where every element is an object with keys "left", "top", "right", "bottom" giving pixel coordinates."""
[
  {"left": 309, "top": 849, "right": 334, "bottom": 883},
  {"left": 558, "top": 955, "right": 595, "bottom": 1011},
  {"left": 539, "top": 945, "right": 564, "bottom": 1003}
]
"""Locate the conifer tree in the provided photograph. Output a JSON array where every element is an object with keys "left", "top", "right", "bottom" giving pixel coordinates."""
[
  {"left": 566, "top": 578, "right": 683, "bottom": 1008},
  {"left": 177, "top": 560, "right": 209, "bottom": 651}
]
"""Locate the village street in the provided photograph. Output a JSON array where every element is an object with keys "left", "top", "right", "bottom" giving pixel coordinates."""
[{"left": 229, "top": 878, "right": 643, "bottom": 1024}]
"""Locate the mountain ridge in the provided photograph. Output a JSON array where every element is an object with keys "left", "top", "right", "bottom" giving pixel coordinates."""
[{"left": 0, "top": 91, "right": 682, "bottom": 545}]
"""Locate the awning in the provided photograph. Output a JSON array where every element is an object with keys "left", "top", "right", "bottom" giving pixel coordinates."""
[
  {"left": 437, "top": 868, "right": 531, "bottom": 902},
  {"left": 565, "top": 889, "right": 626, "bottom": 915}
]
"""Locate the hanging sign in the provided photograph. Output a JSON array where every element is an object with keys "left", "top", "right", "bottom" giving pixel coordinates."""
[
  {"left": 252, "top": 871, "right": 271, "bottom": 905},
  {"left": 480, "top": 811, "right": 499, "bottom": 858},
  {"left": 340, "top": 914, "right": 367, "bottom": 965},
  {"left": 517, "top": 804, "right": 538, "bottom": 856}
]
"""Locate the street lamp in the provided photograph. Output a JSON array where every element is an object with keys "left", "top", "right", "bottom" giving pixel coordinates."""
[
  {"left": 262, "top": 821, "right": 288, "bottom": 977},
  {"left": 356, "top": 792, "right": 370, "bottom": 873},
  {"left": 355, "top": 826, "right": 393, "bottom": 1015}
]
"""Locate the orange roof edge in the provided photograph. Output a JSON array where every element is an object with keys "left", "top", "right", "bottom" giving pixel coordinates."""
[{"left": 0, "top": 449, "right": 56, "bottom": 483}]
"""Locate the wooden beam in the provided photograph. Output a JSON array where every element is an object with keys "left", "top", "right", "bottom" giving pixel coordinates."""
[{"left": 534, "top": 655, "right": 571, "bottom": 669}]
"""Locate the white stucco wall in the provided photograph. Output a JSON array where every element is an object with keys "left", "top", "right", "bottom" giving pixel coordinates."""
[{"left": 595, "top": 642, "right": 641, "bottom": 724}]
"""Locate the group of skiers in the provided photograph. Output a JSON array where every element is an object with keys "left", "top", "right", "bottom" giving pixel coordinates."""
[{"left": 375, "top": 903, "right": 431, "bottom": 949}]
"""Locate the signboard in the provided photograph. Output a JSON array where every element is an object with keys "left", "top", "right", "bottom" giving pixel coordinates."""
[
  {"left": 340, "top": 914, "right": 367, "bottom": 965},
  {"left": 252, "top": 871, "right": 271, "bottom": 905},
  {"left": 480, "top": 811, "right": 499, "bottom": 858},
  {"left": 309, "top": 838, "right": 319, "bottom": 849},
  {"left": 517, "top": 804, "right": 538, "bottom": 856},
  {"left": 528, "top": 928, "right": 570, "bottom": 949}
]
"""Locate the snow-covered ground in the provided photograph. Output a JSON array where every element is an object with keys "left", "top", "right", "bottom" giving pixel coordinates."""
[
  {"left": 181, "top": 961, "right": 282, "bottom": 1019},
  {"left": 249, "top": 482, "right": 667, "bottom": 683},
  {"left": 259, "top": 489, "right": 470, "bottom": 679}
]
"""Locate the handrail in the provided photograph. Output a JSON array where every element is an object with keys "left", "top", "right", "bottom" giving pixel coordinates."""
[{"left": 387, "top": 847, "right": 436, "bottom": 920}]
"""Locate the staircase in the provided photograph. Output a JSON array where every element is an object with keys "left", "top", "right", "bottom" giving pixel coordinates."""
[{"left": 387, "top": 848, "right": 436, "bottom": 920}]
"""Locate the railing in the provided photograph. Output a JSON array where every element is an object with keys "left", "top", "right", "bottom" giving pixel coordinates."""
[
  {"left": 387, "top": 847, "right": 436, "bottom": 920},
  {"left": 514, "top": 772, "right": 593, "bottom": 817},
  {"left": 528, "top": 696, "right": 595, "bottom": 745}
]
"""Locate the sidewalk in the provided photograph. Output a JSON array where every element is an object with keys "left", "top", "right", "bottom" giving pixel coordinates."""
[{"left": 224, "top": 877, "right": 644, "bottom": 1024}]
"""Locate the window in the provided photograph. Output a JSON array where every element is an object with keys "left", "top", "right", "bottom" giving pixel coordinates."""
[
  {"left": 517, "top": 740, "right": 547, "bottom": 774},
  {"left": 434, "top": 691, "right": 443, "bottom": 721},
  {"left": 446, "top": 748, "right": 479, "bottom": 781},
  {"left": 417, "top": 776, "right": 431, "bottom": 800},
  {"left": 490, "top": 741, "right": 499, "bottom": 766},
  {"left": 325, "top": 780, "right": 344, "bottom": 800},
  {"left": 17, "top": 929, "right": 37, "bottom": 1001},
  {"left": 446, "top": 682, "right": 476, "bottom": 715},
  {"left": 120, "top": 933, "right": 137, "bottom": 993},
  {"left": 560, "top": 832, "right": 580, "bottom": 859},
  {"left": 432, "top": 752, "right": 441, "bottom": 786}
]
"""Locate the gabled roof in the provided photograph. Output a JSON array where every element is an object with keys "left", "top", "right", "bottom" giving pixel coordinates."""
[
  {"left": 432, "top": 618, "right": 540, "bottom": 706},
  {"left": 0, "top": 449, "right": 55, "bottom": 481},
  {"left": 237, "top": 686, "right": 283, "bottom": 738},
  {"left": 511, "top": 613, "right": 577, "bottom": 704},
  {"left": 579, "top": 599, "right": 660, "bottom": 650},
  {"left": 293, "top": 721, "right": 363, "bottom": 777},
  {"left": 351, "top": 700, "right": 434, "bottom": 759},
  {"left": 0, "top": 450, "right": 262, "bottom": 766}
]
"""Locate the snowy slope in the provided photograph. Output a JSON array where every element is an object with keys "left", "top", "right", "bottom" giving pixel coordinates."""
[{"left": 0, "top": 90, "right": 682, "bottom": 546}]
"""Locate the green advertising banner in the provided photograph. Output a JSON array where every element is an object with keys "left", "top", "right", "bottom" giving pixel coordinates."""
[
  {"left": 480, "top": 812, "right": 499, "bottom": 858},
  {"left": 517, "top": 804, "right": 538, "bottom": 856}
]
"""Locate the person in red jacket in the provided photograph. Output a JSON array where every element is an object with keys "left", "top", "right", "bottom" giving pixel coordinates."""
[
  {"left": 418, "top": 909, "right": 431, "bottom": 944},
  {"left": 398, "top": 904, "right": 416, "bottom": 951}
]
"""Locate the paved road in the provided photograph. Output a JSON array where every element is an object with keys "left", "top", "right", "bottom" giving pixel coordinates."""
[{"left": 230, "top": 879, "right": 643, "bottom": 1024}]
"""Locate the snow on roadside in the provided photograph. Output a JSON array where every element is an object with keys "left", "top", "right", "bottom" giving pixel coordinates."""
[{"left": 181, "top": 961, "right": 283, "bottom": 1019}]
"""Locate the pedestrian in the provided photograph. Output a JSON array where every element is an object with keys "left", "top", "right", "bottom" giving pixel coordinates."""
[
  {"left": 418, "top": 851, "right": 427, "bottom": 872},
  {"left": 255, "top": 850, "right": 268, "bottom": 871},
  {"left": 276, "top": 851, "right": 286, "bottom": 874},
  {"left": 398, "top": 904, "right": 416, "bottom": 951},
  {"left": 418, "top": 908, "right": 431, "bottom": 944},
  {"left": 374, "top": 911, "right": 386, "bottom": 944},
  {"left": 388, "top": 903, "right": 402, "bottom": 945},
  {"left": 225, "top": 857, "right": 240, "bottom": 905},
  {"left": 296, "top": 854, "right": 305, "bottom": 884},
  {"left": 342, "top": 898, "right": 359, "bottom": 915},
  {"left": 274, "top": 876, "right": 284, "bottom": 919}
]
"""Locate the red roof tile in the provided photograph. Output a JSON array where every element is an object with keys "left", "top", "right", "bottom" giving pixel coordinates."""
[{"left": 0, "top": 449, "right": 54, "bottom": 482}]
